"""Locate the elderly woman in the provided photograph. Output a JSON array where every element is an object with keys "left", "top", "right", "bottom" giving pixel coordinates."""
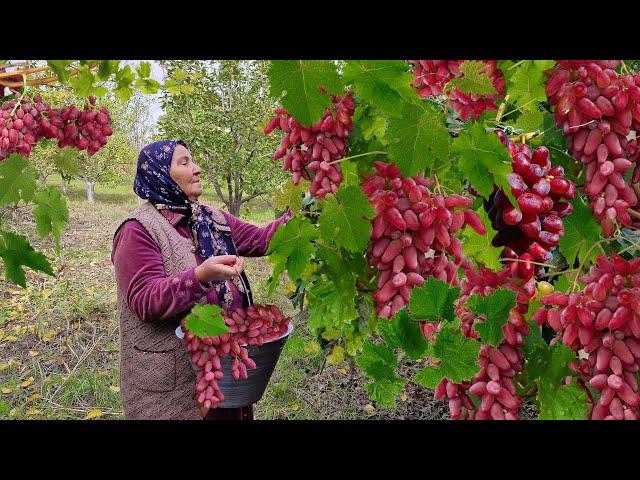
[{"left": 111, "top": 140, "right": 291, "bottom": 420}]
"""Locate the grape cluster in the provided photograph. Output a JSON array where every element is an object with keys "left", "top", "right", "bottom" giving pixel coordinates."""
[
  {"left": 181, "top": 304, "right": 290, "bottom": 417},
  {"left": 534, "top": 255, "right": 640, "bottom": 420},
  {"left": 408, "top": 60, "right": 505, "bottom": 121},
  {"left": 433, "top": 266, "right": 536, "bottom": 420},
  {"left": 264, "top": 93, "right": 355, "bottom": 199},
  {"left": 362, "top": 160, "right": 485, "bottom": 318},
  {"left": 489, "top": 130, "right": 576, "bottom": 280},
  {"left": 0, "top": 95, "right": 112, "bottom": 161},
  {"left": 546, "top": 60, "right": 640, "bottom": 236}
]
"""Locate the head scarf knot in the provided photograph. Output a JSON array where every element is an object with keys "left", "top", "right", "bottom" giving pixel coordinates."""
[{"left": 133, "top": 139, "right": 252, "bottom": 308}]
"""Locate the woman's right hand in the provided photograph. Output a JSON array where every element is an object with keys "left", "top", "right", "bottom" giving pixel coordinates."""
[{"left": 195, "top": 255, "right": 244, "bottom": 284}]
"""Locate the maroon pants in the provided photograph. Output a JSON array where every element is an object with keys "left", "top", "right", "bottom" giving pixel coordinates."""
[{"left": 204, "top": 405, "right": 253, "bottom": 420}]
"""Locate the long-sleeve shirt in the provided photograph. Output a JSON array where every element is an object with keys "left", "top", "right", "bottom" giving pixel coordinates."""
[{"left": 112, "top": 207, "right": 291, "bottom": 323}]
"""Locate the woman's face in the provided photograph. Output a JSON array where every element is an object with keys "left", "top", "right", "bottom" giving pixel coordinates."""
[{"left": 170, "top": 144, "right": 203, "bottom": 201}]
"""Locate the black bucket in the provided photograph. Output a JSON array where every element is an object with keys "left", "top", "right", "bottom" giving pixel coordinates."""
[{"left": 177, "top": 323, "right": 293, "bottom": 408}]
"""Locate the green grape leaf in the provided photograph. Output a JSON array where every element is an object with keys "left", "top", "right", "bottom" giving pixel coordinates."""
[
  {"left": 415, "top": 320, "right": 481, "bottom": 385},
  {"left": 357, "top": 341, "right": 397, "bottom": 381},
  {"left": 69, "top": 68, "right": 96, "bottom": 98},
  {"left": 184, "top": 304, "right": 228, "bottom": 338},
  {"left": 0, "top": 154, "right": 37, "bottom": 206},
  {"left": 339, "top": 160, "right": 360, "bottom": 187},
  {"left": 115, "top": 65, "right": 135, "bottom": 87},
  {"left": 268, "top": 61, "right": 343, "bottom": 126},
  {"left": 409, "top": 277, "right": 460, "bottom": 322},
  {"left": 537, "top": 381, "right": 589, "bottom": 420},
  {"left": 114, "top": 86, "right": 134, "bottom": 102},
  {"left": 386, "top": 101, "right": 450, "bottom": 177},
  {"left": 446, "top": 61, "right": 496, "bottom": 95},
  {"left": 360, "top": 115, "right": 388, "bottom": 144},
  {"left": 523, "top": 319, "right": 546, "bottom": 360},
  {"left": 342, "top": 60, "right": 420, "bottom": 117},
  {"left": 273, "top": 179, "right": 308, "bottom": 214},
  {"left": 135, "top": 61, "right": 152, "bottom": 79},
  {"left": 526, "top": 341, "right": 588, "bottom": 419},
  {"left": 0, "top": 231, "right": 54, "bottom": 287},
  {"left": 508, "top": 60, "right": 556, "bottom": 113},
  {"left": 33, "top": 187, "right": 69, "bottom": 253},
  {"left": 366, "top": 377, "right": 406, "bottom": 408},
  {"left": 97, "top": 60, "right": 120, "bottom": 80},
  {"left": 414, "top": 365, "right": 444, "bottom": 389},
  {"left": 318, "top": 185, "right": 374, "bottom": 253},
  {"left": 452, "top": 121, "right": 517, "bottom": 207},
  {"left": 92, "top": 87, "right": 108, "bottom": 98},
  {"left": 47, "top": 60, "right": 72, "bottom": 83},
  {"left": 497, "top": 61, "right": 516, "bottom": 84},
  {"left": 306, "top": 275, "right": 358, "bottom": 340},
  {"left": 514, "top": 109, "right": 544, "bottom": 132},
  {"left": 267, "top": 216, "right": 318, "bottom": 284},
  {"left": 460, "top": 207, "right": 503, "bottom": 270},
  {"left": 378, "top": 307, "right": 431, "bottom": 360},
  {"left": 558, "top": 195, "right": 601, "bottom": 267},
  {"left": 135, "top": 78, "right": 161, "bottom": 95},
  {"left": 466, "top": 288, "right": 517, "bottom": 347}
]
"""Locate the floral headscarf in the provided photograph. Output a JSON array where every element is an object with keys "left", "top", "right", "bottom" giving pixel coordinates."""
[{"left": 133, "top": 139, "right": 252, "bottom": 308}]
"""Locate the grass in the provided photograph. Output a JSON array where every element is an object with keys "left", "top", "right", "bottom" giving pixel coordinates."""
[{"left": 0, "top": 176, "right": 451, "bottom": 420}]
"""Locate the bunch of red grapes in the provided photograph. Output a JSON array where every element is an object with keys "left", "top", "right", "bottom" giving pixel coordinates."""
[
  {"left": 181, "top": 304, "right": 291, "bottom": 417},
  {"left": 533, "top": 255, "right": 640, "bottom": 420},
  {"left": 0, "top": 95, "right": 112, "bottom": 161},
  {"left": 362, "top": 160, "right": 486, "bottom": 318},
  {"left": 264, "top": 92, "right": 355, "bottom": 199},
  {"left": 408, "top": 60, "right": 505, "bottom": 121},
  {"left": 431, "top": 266, "right": 536, "bottom": 420},
  {"left": 545, "top": 60, "right": 640, "bottom": 236},
  {"left": 488, "top": 130, "right": 576, "bottom": 279}
]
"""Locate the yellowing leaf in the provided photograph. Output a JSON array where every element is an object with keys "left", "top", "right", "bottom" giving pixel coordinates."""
[
  {"left": 85, "top": 408, "right": 103, "bottom": 420},
  {"left": 26, "top": 408, "right": 42, "bottom": 415},
  {"left": 364, "top": 404, "right": 375, "bottom": 414},
  {"left": 42, "top": 330, "right": 56, "bottom": 342},
  {"left": 96, "top": 371, "right": 109, "bottom": 377},
  {"left": 27, "top": 393, "right": 41, "bottom": 402},
  {"left": 326, "top": 345, "right": 345, "bottom": 365},
  {"left": 291, "top": 403, "right": 300, "bottom": 411},
  {"left": 28, "top": 351, "right": 40, "bottom": 357},
  {"left": 85, "top": 287, "right": 95, "bottom": 295},
  {"left": 337, "top": 368, "right": 348, "bottom": 376},
  {"left": 1, "top": 387, "right": 12, "bottom": 394},
  {"left": 41, "top": 289, "right": 52, "bottom": 298},
  {"left": 304, "top": 341, "right": 321, "bottom": 355},
  {"left": 400, "top": 393, "right": 409, "bottom": 402},
  {"left": 109, "top": 386, "right": 120, "bottom": 393},
  {"left": 19, "top": 377, "right": 34, "bottom": 388}
]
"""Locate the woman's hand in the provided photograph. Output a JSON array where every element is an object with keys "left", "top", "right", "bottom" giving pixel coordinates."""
[{"left": 195, "top": 255, "right": 244, "bottom": 284}]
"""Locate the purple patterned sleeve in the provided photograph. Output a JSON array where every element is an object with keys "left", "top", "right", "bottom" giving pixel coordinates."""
[
  {"left": 112, "top": 220, "right": 214, "bottom": 323},
  {"left": 222, "top": 208, "right": 293, "bottom": 257}
]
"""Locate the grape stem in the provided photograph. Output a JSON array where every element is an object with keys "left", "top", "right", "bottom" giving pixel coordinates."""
[
  {"left": 9, "top": 75, "right": 28, "bottom": 116},
  {"left": 569, "top": 235, "right": 627, "bottom": 293},
  {"left": 494, "top": 94, "right": 510, "bottom": 124},
  {"left": 499, "top": 257, "right": 556, "bottom": 269},
  {"left": 327, "top": 151, "right": 387, "bottom": 166}
]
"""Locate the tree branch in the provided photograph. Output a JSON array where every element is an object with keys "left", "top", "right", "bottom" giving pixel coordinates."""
[{"left": 241, "top": 190, "right": 269, "bottom": 204}]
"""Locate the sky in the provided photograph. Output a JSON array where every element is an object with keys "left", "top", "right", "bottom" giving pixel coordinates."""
[{"left": 125, "top": 60, "right": 166, "bottom": 125}]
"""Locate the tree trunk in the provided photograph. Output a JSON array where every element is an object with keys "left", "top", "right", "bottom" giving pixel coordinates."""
[
  {"left": 86, "top": 181, "right": 95, "bottom": 203},
  {"left": 230, "top": 198, "right": 241, "bottom": 217},
  {"left": 60, "top": 175, "right": 68, "bottom": 196}
]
